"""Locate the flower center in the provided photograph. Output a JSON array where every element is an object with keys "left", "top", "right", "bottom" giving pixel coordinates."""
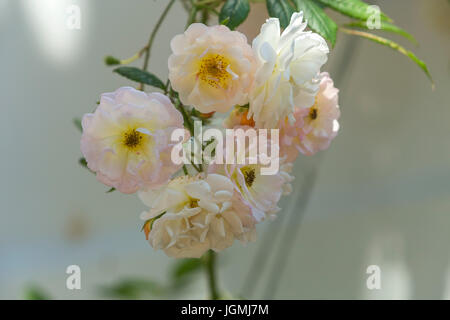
[
  {"left": 241, "top": 166, "right": 256, "bottom": 188},
  {"left": 122, "top": 129, "right": 144, "bottom": 150},
  {"left": 198, "top": 53, "right": 231, "bottom": 88},
  {"left": 309, "top": 107, "right": 318, "bottom": 120},
  {"left": 189, "top": 198, "right": 199, "bottom": 208}
]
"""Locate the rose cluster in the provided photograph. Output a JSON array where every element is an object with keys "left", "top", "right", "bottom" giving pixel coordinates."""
[{"left": 80, "top": 12, "right": 340, "bottom": 258}]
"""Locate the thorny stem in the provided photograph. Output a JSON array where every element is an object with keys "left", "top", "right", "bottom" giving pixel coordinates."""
[{"left": 139, "top": 0, "right": 176, "bottom": 91}]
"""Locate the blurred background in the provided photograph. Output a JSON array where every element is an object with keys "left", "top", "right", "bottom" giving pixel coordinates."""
[{"left": 1, "top": 0, "right": 449, "bottom": 299}]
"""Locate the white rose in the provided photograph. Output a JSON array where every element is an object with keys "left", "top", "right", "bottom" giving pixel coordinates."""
[{"left": 249, "top": 11, "right": 329, "bottom": 128}]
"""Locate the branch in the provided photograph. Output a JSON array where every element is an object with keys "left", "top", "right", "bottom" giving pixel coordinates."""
[{"left": 139, "top": 0, "right": 176, "bottom": 90}]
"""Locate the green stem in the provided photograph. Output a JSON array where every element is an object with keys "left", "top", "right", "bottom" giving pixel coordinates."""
[
  {"left": 186, "top": 1, "right": 198, "bottom": 29},
  {"left": 139, "top": 0, "right": 176, "bottom": 90},
  {"left": 206, "top": 250, "right": 219, "bottom": 300},
  {"left": 201, "top": 7, "right": 209, "bottom": 24},
  {"left": 190, "top": 161, "right": 202, "bottom": 173}
]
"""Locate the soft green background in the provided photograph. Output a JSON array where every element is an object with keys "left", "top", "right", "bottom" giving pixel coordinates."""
[{"left": 1, "top": 0, "right": 449, "bottom": 299}]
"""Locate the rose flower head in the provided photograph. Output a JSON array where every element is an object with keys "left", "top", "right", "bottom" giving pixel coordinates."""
[
  {"left": 139, "top": 173, "right": 257, "bottom": 258},
  {"left": 249, "top": 11, "right": 329, "bottom": 128},
  {"left": 168, "top": 23, "right": 256, "bottom": 113},
  {"left": 80, "top": 87, "right": 188, "bottom": 193}
]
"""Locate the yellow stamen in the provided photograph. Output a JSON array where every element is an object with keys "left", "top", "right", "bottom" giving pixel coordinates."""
[
  {"left": 198, "top": 53, "right": 231, "bottom": 88},
  {"left": 309, "top": 107, "right": 318, "bottom": 120},
  {"left": 241, "top": 166, "right": 256, "bottom": 188},
  {"left": 122, "top": 128, "right": 144, "bottom": 150},
  {"left": 189, "top": 198, "right": 199, "bottom": 208}
]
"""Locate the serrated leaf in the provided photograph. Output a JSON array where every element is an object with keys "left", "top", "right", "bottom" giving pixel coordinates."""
[
  {"left": 113, "top": 67, "right": 166, "bottom": 90},
  {"left": 73, "top": 117, "right": 82, "bottom": 132},
  {"left": 317, "top": 0, "right": 391, "bottom": 21},
  {"left": 341, "top": 28, "right": 433, "bottom": 87},
  {"left": 266, "top": 0, "right": 295, "bottom": 28},
  {"left": 293, "top": 0, "right": 337, "bottom": 47},
  {"left": 344, "top": 20, "right": 417, "bottom": 44},
  {"left": 219, "top": 0, "right": 250, "bottom": 30}
]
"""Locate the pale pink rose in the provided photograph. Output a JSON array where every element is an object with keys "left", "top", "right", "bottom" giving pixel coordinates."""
[
  {"left": 168, "top": 23, "right": 256, "bottom": 113},
  {"left": 80, "top": 87, "right": 188, "bottom": 194},
  {"left": 278, "top": 72, "right": 340, "bottom": 160},
  {"left": 278, "top": 108, "right": 306, "bottom": 162},
  {"left": 296, "top": 72, "right": 340, "bottom": 156}
]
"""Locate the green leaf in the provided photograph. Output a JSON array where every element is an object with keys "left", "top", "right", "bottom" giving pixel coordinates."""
[
  {"left": 172, "top": 258, "right": 203, "bottom": 279},
  {"left": 316, "top": 0, "right": 391, "bottom": 21},
  {"left": 73, "top": 117, "right": 82, "bottom": 132},
  {"left": 293, "top": 0, "right": 337, "bottom": 47},
  {"left": 266, "top": 0, "right": 295, "bottom": 28},
  {"left": 24, "top": 285, "right": 51, "bottom": 300},
  {"left": 315, "top": 1, "right": 326, "bottom": 9},
  {"left": 171, "top": 258, "right": 203, "bottom": 288},
  {"left": 113, "top": 67, "right": 166, "bottom": 90},
  {"left": 344, "top": 20, "right": 417, "bottom": 44},
  {"left": 106, "top": 187, "right": 115, "bottom": 193},
  {"left": 341, "top": 28, "right": 434, "bottom": 88},
  {"left": 219, "top": 0, "right": 250, "bottom": 30},
  {"left": 99, "top": 279, "right": 166, "bottom": 299}
]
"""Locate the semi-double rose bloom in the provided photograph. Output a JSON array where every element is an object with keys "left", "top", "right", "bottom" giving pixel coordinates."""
[
  {"left": 81, "top": 87, "right": 188, "bottom": 193},
  {"left": 279, "top": 72, "right": 340, "bottom": 160},
  {"left": 168, "top": 23, "right": 256, "bottom": 113}
]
